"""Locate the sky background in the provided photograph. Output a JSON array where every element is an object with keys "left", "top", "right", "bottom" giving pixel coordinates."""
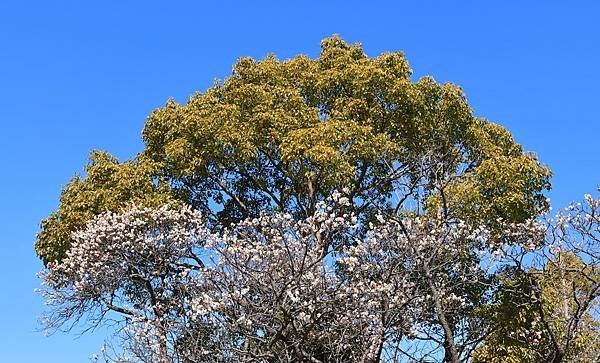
[{"left": 0, "top": 1, "right": 599, "bottom": 361}]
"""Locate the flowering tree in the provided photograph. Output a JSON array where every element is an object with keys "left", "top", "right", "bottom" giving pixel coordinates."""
[
  {"left": 40, "top": 191, "right": 599, "bottom": 362},
  {"left": 39, "top": 204, "right": 211, "bottom": 362}
]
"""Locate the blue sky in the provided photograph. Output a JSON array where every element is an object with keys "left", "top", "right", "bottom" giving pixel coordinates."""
[{"left": 0, "top": 1, "right": 598, "bottom": 361}]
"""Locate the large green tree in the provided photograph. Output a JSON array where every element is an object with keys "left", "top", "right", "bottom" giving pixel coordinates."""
[{"left": 36, "top": 36, "right": 550, "bottom": 265}]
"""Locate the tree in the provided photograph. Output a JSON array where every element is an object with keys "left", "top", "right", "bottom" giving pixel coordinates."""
[
  {"left": 37, "top": 194, "right": 476, "bottom": 362},
  {"left": 39, "top": 204, "right": 209, "bottom": 363},
  {"left": 474, "top": 193, "right": 600, "bottom": 363},
  {"left": 39, "top": 192, "right": 600, "bottom": 362},
  {"left": 35, "top": 36, "right": 551, "bottom": 266}
]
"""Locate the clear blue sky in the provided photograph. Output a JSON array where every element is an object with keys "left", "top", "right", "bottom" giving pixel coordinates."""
[{"left": 0, "top": 1, "right": 598, "bottom": 361}]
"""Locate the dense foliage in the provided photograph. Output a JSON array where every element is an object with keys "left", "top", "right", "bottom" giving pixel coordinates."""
[
  {"left": 36, "top": 36, "right": 550, "bottom": 266},
  {"left": 38, "top": 37, "right": 596, "bottom": 362}
]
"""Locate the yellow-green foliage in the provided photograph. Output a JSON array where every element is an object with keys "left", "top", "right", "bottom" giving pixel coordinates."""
[
  {"left": 36, "top": 151, "right": 175, "bottom": 265},
  {"left": 36, "top": 36, "right": 551, "bottom": 265},
  {"left": 473, "top": 253, "right": 600, "bottom": 362}
]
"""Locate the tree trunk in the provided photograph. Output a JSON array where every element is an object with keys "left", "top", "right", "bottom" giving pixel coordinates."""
[
  {"left": 551, "top": 350, "right": 564, "bottom": 363},
  {"left": 428, "top": 279, "right": 459, "bottom": 363},
  {"left": 155, "top": 321, "right": 170, "bottom": 363}
]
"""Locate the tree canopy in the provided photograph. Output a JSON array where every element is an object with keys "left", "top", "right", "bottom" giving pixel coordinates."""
[
  {"left": 36, "top": 37, "right": 600, "bottom": 363},
  {"left": 35, "top": 36, "right": 550, "bottom": 266},
  {"left": 39, "top": 193, "right": 600, "bottom": 362}
]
